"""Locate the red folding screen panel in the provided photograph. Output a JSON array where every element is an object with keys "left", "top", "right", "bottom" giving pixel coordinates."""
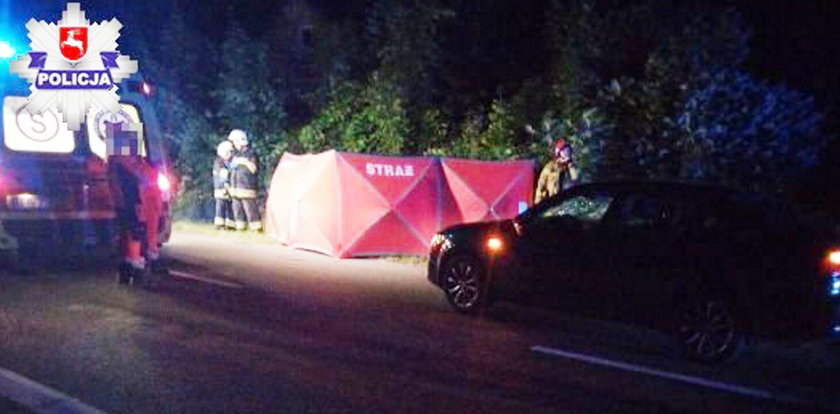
[{"left": 265, "top": 150, "right": 534, "bottom": 258}]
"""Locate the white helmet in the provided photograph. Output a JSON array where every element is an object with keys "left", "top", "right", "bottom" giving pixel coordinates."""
[
  {"left": 216, "top": 140, "right": 234, "bottom": 158},
  {"left": 228, "top": 129, "right": 248, "bottom": 148}
]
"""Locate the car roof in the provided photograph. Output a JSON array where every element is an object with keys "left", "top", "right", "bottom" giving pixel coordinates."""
[{"left": 572, "top": 180, "right": 740, "bottom": 199}]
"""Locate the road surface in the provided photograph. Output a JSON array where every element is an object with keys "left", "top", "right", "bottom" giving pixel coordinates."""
[{"left": 0, "top": 229, "right": 837, "bottom": 414}]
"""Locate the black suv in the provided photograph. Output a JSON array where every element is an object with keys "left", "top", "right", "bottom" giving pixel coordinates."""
[{"left": 428, "top": 182, "right": 840, "bottom": 362}]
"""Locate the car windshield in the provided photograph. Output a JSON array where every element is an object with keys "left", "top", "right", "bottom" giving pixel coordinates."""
[{"left": 539, "top": 192, "right": 614, "bottom": 222}]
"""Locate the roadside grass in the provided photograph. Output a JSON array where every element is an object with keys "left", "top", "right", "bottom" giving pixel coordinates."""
[
  {"left": 382, "top": 256, "right": 429, "bottom": 266},
  {"left": 172, "top": 220, "right": 429, "bottom": 266},
  {"left": 172, "top": 221, "right": 276, "bottom": 244}
]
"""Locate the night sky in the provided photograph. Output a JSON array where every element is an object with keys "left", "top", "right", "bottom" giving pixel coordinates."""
[{"left": 732, "top": 0, "right": 840, "bottom": 112}]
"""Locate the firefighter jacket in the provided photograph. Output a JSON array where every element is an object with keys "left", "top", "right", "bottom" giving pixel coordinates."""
[
  {"left": 213, "top": 156, "right": 231, "bottom": 200},
  {"left": 534, "top": 160, "right": 579, "bottom": 204},
  {"left": 230, "top": 147, "right": 259, "bottom": 199}
]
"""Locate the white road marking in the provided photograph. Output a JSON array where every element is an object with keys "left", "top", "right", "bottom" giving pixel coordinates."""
[
  {"left": 0, "top": 366, "right": 110, "bottom": 414},
  {"left": 169, "top": 270, "right": 244, "bottom": 289},
  {"left": 531, "top": 345, "right": 804, "bottom": 404}
]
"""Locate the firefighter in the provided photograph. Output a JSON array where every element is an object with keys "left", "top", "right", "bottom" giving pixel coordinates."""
[
  {"left": 228, "top": 129, "right": 262, "bottom": 231},
  {"left": 213, "top": 140, "right": 235, "bottom": 230},
  {"left": 534, "top": 139, "right": 579, "bottom": 204},
  {"left": 105, "top": 122, "right": 165, "bottom": 285}
]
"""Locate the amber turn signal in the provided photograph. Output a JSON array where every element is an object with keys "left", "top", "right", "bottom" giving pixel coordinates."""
[{"left": 486, "top": 236, "right": 503, "bottom": 253}]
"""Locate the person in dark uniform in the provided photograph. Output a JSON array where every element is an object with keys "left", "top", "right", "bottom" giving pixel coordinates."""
[
  {"left": 228, "top": 129, "right": 262, "bottom": 231},
  {"left": 213, "top": 140, "right": 235, "bottom": 230}
]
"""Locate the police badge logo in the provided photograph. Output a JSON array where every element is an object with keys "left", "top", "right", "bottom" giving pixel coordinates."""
[{"left": 9, "top": 3, "right": 138, "bottom": 131}]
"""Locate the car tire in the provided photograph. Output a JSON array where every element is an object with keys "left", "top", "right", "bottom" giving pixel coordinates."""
[
  {"left": 441, "top": 254, "right": 489, "bottom": 314},
  {"left": 675, "top": 297, "right": 746, "bottom": 363}
]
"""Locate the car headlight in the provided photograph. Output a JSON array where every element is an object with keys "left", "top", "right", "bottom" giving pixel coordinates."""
[{"left": 485, "top": 236, "right": 504, "bottom": 253}]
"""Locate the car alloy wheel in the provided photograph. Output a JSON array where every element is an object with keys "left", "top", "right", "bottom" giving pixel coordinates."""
[
  {"left": 442, "top": 255, "right": 485, "bottom": 313},
  {"left": 677, "top": 299, "right": 743, "bottom": 363}
]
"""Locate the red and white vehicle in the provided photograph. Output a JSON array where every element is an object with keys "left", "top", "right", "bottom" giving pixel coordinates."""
[{"left": 0, "top": 89, "right": 174, "bottom": 265}]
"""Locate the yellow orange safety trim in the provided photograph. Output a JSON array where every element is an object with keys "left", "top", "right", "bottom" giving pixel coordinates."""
[
  {"left": 229, "top": 188, "right": 257, "bottom": 199},
  {"left": 233, "top": 157, "right": 258, "bottom": 174}
]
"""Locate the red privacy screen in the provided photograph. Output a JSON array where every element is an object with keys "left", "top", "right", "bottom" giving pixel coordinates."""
[{"left": 265, "top": 150, "right": 534, "bottom": 258}]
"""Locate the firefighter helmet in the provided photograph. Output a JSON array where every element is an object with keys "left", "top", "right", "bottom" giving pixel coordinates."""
[
  {"left": 553, "top": 139, "right": 570, "bottom": 159},
  {"left": 217, "top": 140, "right": 234, "bottom": 158},
  {"left": 228, "top": 129, "right": 248, "bottom": 149}
]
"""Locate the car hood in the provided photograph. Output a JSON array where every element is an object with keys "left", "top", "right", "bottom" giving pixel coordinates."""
[{"left": 441, "top": 219, "right": 516, "bottom": 238}]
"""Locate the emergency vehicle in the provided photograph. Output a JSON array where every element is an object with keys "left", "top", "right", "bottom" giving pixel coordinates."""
[{"left": 0, "top": 82, "right": 174, "bottom": 267}]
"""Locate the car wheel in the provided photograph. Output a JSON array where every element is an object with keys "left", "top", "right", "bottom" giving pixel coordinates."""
[
  {"left": 676, "top": 298, "right": 745, "bottom": 363},
  {"left": 442, "top": 255, "right": 488, "bottom": 314}
]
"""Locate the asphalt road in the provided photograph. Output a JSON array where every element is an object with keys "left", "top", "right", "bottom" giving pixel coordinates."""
[{"left": 0, "top": 229, "right": 838, "bottom": 414}]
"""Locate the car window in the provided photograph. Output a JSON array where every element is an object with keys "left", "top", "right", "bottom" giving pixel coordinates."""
[
  {"left": 86, "top": 103, "right": 146, "bottom": 159},
  {"left": 539, "top": 192, "right": 614, "bottom": 223},
  {"left": 614, "top": 194, "right": 683, "bottom": 230},
  {"left": 2, "top": 96, "right": 76, "bottom": 154}
]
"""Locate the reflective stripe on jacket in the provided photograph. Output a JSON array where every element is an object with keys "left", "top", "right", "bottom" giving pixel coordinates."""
[
  {"left": 231, "top": 147, "right": 259, "bottom": 199},
  {"left": 212, "top": 156, "right": 231, "bottom": 200}
]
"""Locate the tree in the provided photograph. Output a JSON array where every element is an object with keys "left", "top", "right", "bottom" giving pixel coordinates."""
[
  {"left": 365, "top": 0, "right": 453, "bottom": 153},
  {"left": 122, "top": 0, "right": 832, "bottom": 220},
  {"left": 136, "top": 3, "right": 219, "bottom": 219},
  {"left": 297, "top": 73, "right": 408, "bottom": 155},
  {"left": 541, "top": 1, "right": 826, "bottom": 193},
  {"left": 677, "top": 69, "right": 825, "bottom": 192},
  {"left": 216, "top": 18, "right": 288, "bottom": 187},
  {"left": 342, "top": 73, "right": 409, "bottom": 155}
]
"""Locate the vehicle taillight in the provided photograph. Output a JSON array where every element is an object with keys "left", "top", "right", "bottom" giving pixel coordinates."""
[
  {"left": 824, "top": 249, "right": 840, "bottom": 297},
  {"left": 829, "top": 250, "right": 840, "bottom": 266},
  {"left": 0, "top": 166, "right": 20, "bottom": 199},
  {"left": 823, "top": 249, "right": 840, "bottom": 269}
]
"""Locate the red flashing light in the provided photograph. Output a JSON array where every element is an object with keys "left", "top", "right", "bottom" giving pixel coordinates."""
[
  {"left": 822, "top": 248, "right": 840, "bottom": 273},
  {"left": 828, "top": 250, "right": 840, "bottom": 265},
  {"left": 157, "top": 172, "right": 171, "bottom": 192}
]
